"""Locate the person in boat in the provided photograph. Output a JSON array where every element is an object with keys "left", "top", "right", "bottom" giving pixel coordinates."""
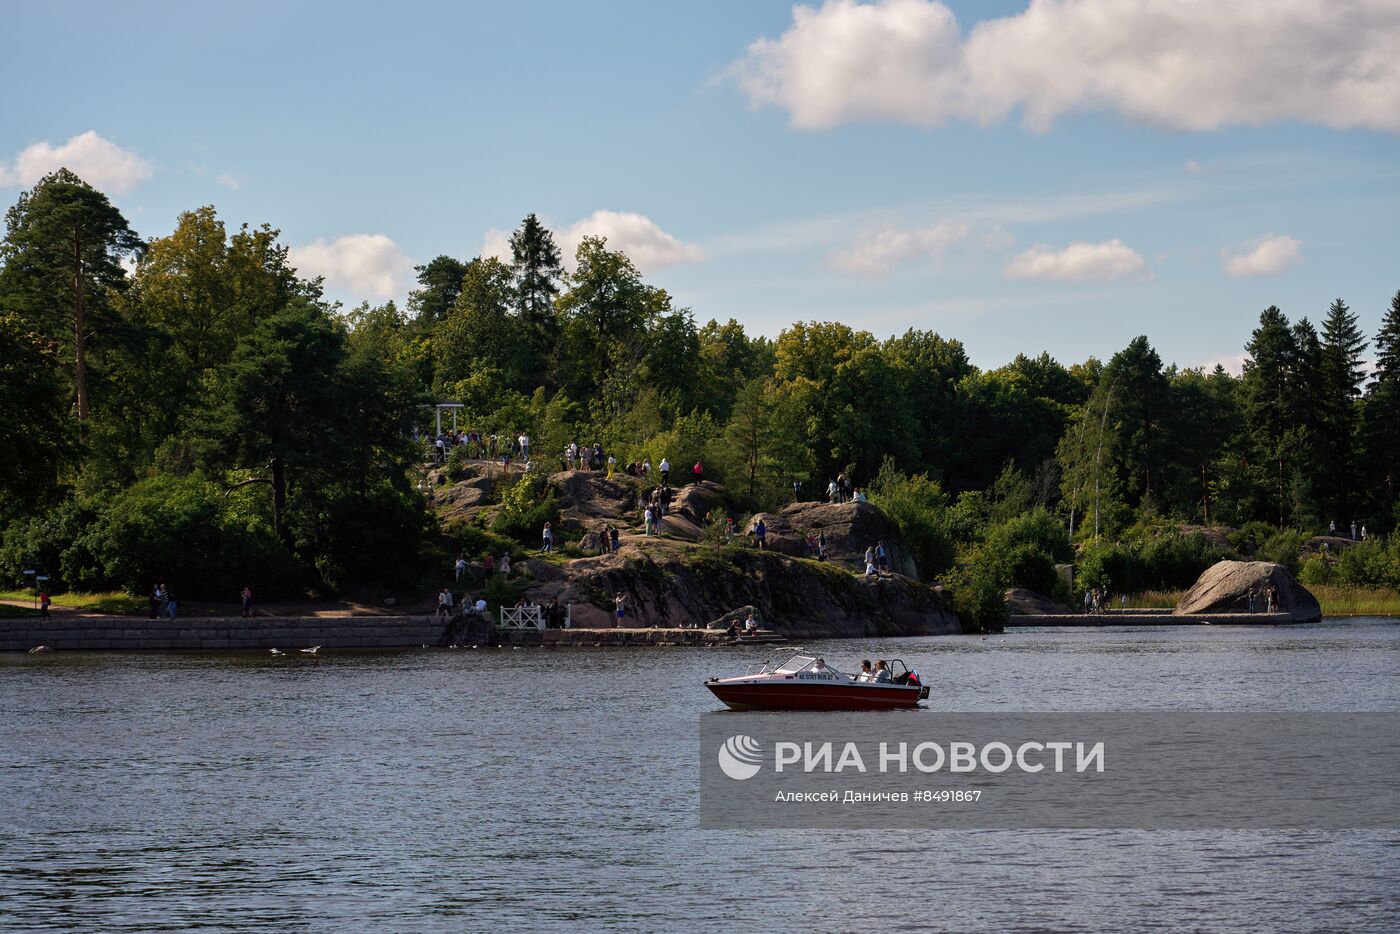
[
  {"left": 873, "top": 659, "right": 892, "bottom": 683},
  {"left": 855, "top": 660, "right": 873, "bottom": 682}
]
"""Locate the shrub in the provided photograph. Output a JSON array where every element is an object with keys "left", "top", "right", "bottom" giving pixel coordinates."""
[
  {"left": 1335, "top": 540, "right": 1398, "bottom": 589},
  {"left": 1230, "top": 521, "right": 1278, "bottom": 557},
  {"left": 946, "top": 549, "right": 1008, "bottom": 632},
  {"left": 870, "top": 464, "right": 956, "bottom": 580},
  {"left": 490, "top": 473, "right": 559, "bottom": 544},
  {"left": 1298, "top": 554, "right": 1334, "bottom": 586},
  {"left": 1256, "top": 530, "right": 1304, "bottom": 575}
]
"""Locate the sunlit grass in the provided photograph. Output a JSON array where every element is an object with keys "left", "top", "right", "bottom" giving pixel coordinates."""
[
  {"left": 1119, "top": 587, "right": 1400, "bottom": 616},
  {"left": 0, "top": 589, "right": 145, "bottom": 615}
]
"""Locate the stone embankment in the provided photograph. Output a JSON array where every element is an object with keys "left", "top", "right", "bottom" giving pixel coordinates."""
[{"left": 1, "top": 615, "right": 453, "bottom": 652}]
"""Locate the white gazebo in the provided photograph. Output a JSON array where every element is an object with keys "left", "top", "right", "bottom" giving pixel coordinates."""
[{"left": 425, "top": 401, "right": 465, "bottom": 436}]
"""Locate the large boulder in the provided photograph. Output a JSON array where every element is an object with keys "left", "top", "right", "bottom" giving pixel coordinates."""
[
  {"left": 670, "top": 481, "right": 726, "bottom": 524},
  {"left": 1174, "top": 560, "right": 1321, "bottom": 622},
  {"left": 744, "top": 501, "right": 917, "bottom": 577},
  {"left": 1005, "top": 588, "right": 1072, "bottom": 616},
  {"left": 707, "top": 605, "right": 760, "bottom": 630}
]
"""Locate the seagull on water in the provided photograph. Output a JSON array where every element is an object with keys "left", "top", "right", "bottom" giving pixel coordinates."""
[
  {"left": 300, "top": 645, "right": 321, "bottom": 655},
  {"left": 270, "top": 648, "right": 284, "bottom": 655}
]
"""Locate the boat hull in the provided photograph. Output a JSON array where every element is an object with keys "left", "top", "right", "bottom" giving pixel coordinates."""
[{"left": 706, "top": 680, "right": 923, "bottom": 711}]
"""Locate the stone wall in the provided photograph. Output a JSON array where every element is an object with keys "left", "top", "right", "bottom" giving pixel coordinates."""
[{"left": 0, "top": 615, "right": 451, "bottom": 652}]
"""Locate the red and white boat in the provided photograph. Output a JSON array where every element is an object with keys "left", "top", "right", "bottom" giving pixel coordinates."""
[{"left": 705, "top": 653, "right": 929, "bottom": 711}]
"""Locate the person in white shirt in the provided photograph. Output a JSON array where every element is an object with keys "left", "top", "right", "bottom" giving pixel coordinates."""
[
  {"left": 855, "top": 660, "right": 873, "bottom": 682},
  {"left": 437, "top": 588, "right": 453, "bottom": 620},
  {"left": 873, "top": 660, "right": 891, "bottom": 683},
  {"left": 743, "top": 613, "right": 758, "bottom": 633},
  {"left": 474, "top": 597, "right": 488, "bottom": 614},
  {"left": 519, "top": 433, "right": 530, "bottom": 460},
  {"left": 659, "top": 458, "right": 670, "bottom": 485}
]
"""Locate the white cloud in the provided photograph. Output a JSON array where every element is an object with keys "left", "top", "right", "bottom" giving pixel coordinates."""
[
  {"left": 215, "top": 172, "right": 242, "bottom": 190},
  {"left": 289, "top": 234, "right": 413, "bottom": 300},
  {"left": 1003, "top": 239, "right": 1149, "bottom": 282},
  {"left": 731, "top": 0, "right": 1400, "bottom": 132},
  {"left": 481, "top": 210, "right": 703, "bottom": 272},
  {"left": 0, "top": 131, "right": 153, "bottom": 193},
  {"left": 1222, "top": 234, "right": 1302, "bottom": 278},
  {"left": 1196, "top": 353, "right": 1248, "bottom": 376},
  {"left": 827, "top": 220, "right": 978, "bottom": 276}
]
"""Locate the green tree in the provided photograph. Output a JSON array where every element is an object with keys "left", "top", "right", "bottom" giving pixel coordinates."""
[
  {"left": 434, "top": 257, "right": 524, "bottom": 390},
  {"left": 557, "top": 237, "right": 655, "bottom": 398},
  {"left": 0, "top": 312, "right": 75, "bottom": 513},
  {"left": 1317, "top": 297, "right": 1367, "bottom": 525},
  {"left": 204, "top": 300, "right": 345, "bottom": 545},
  {"left": 1361, "top": 289, "right": 1400, "bottom": 524},
  {"left": 1242, "top": 306, "right": 1298, "bottom": 527},
  {"left": 0, "top": 169, "right": 142, "bottom": 426},
  {"left": 407, "top": 255, "right": 468, "bottom": 323},
  {"left": 509, "top": 214, "right": 564, "bottom": 379}
]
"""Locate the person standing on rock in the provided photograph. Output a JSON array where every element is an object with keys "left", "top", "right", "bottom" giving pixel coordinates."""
[
  {"left": 610, "top": 525, "right": 620, "bottom": 553},
  {"left": 454, "top": 555, "right": 467, "bottom": 581},
  {"left": 754, "top": 518, "right": 767, "bottom": 550},
  {"left": 659, "top": 458, "right": 670, "bottom": 486},
  {"left": 827, "top": 479, "right": 838, "bottom": 503},
  {"left": 876, "top": 541, "right": 888, "bottom": 573},
  {"left": 614, "top": 592, "right": 627, "bottom": 628},
  {"left": 500, "top": 553, "right": 511, "bottom": 576},
  {"left": 437, "top": 587, "right": 453, "bottom": 620},
  {"left": 1330, "top": 519, "right": 1337, "bottom": 535},
  {"left": 644, "top": 506, "right": 655, "bottom": 536},
  {"left": 483, "top": 553, "right": 494, "bottom": 576},
  {"left": 693, "top": 461, "right": 703, "bottom": 482},
  {"left": 241, "top": 585, "right": 254, "bottom": 618},
  {"left": 817, "top": 532, "right": 827, "bottom": 561},
  {"left": 607, "top": 453, "right": 616, "bottom": 477},
  {"left": 541, "top": 522, "right": 554, "bottom": 553}
]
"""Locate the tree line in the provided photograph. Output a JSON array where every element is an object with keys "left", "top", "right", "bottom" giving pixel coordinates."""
[{"left": 1, "top": 169, "right": 1397, "bottom": 600}]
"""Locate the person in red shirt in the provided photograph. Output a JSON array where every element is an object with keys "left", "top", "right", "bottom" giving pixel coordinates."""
[{"left": 38, "top": 590, "right": 51, "bottom": 618}]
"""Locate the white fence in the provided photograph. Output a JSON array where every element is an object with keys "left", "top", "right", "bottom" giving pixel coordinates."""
[{"left": 498, "top": 605, "right": 571, "bottom": 630}]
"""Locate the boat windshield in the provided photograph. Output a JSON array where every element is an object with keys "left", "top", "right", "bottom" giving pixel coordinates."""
[
  {"left": 772, "top": 654, "right": 846, "bottom": 677},
  {"left": 773, "top": 654, "right": 817, "bottom": 674}
]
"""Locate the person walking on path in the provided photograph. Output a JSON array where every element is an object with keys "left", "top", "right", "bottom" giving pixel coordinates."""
[
  {"left": 1351, "top": 521, "right": 1358, "bottom": 540},
  {"left": 241, "top": 586, "right": 254, "bottom": 618},
  {"left": 692, "top": 461, "right": 703, "bottom": 482},
  {"left": 644, "top": 506, "right": 655, "bottom": 536},
  {"left": 541, "top": 522, "right": 554, "bottom": 553},
  {"left": 607, "top": 454, "right": 617, "bottom": 478},
  {"left": 38, "top": 590, "right": 50, "bottom": 618},
  {"left": 437, "top": 587, "right": 453, "bottom": 620}
]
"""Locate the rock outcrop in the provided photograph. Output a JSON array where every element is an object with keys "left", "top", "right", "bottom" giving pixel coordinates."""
[
  {"left": 744, "top": 501, "right": 918, "bottom": 576},
  {"left": 520, "top": 537, "right": 960, "bottom": 639},
  {"left": 1005, "top": 588, "right": 1072, "bottom": 616},
  {"left": 549, "top": 470, "right": 638, "bottom": 532},
  {"left": 1173, "top": 560, "right": 1321, "bottom": 622}
]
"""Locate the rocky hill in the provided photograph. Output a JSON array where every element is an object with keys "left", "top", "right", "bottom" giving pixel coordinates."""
[{"left": 428, "top": 462, "right": 961, "bottom": 638}]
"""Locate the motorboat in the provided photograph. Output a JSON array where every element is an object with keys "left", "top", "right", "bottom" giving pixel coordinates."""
[{"left": 705, "top": 653, "right": 929, "bottom": 710}]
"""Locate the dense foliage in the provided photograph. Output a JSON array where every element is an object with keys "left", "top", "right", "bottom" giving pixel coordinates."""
[{"left": 2, "top": 170, "right": 1397, "bottom": 612}]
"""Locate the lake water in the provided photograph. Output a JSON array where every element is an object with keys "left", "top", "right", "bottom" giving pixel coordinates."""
[{"left": 2, "top": 619, "right": 1398, "bottom": 932}]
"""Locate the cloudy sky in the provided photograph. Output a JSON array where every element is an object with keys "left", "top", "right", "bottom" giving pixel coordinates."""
[{"left": 4, "top": 0, "right": 1398, "bottom": 371}]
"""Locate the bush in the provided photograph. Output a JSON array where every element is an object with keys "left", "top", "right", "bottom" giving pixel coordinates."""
[
  {"left": 446, "top": 520, "right": 520, "bottom": 562},
  {"left": 1298, "top": 555, "right": 1334, "bottom": 586},
  {"left": 870, "top": 464, "right": 956, "bottom": 580},
  {"left": 946, "top": 550, "right": 1008, "bottom": 632},
  {"left": 1334, "top": 540, "right": 1398, "bottom": 589},
  {"left": 1230, "top": 521, "right": 1278, "bottom": 557},
  {"left": 490, "top": 473, "right": 559, "bottom": 544},
  {"left": 1256, "top": 530, "right": 1304, "bottom": 575},
  {"left": 0, "top": 500, "right": 97, "bottom": 592}
]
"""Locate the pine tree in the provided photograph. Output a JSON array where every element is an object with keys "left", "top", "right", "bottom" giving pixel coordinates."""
[
  {"left": 1242, "top": 306, "right": 1297, "bottom": 527},
  {"left": 1360, "top": 290, "right": 1400, "bottom": 520},
  {"left": 509, "top": 214, "right": 564, "bottom": 382},
  {"left": 0, "top": 169, "right": 141, "bottom": 427},
  {"left": 1318, "top": 298, "right": 1368, "bottom": 524}
]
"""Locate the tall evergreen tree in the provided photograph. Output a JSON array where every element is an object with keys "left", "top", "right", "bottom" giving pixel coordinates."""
[
  {"left": 1318, "top": 298, "right": 1368, "bottom": 524},
  {"left": 509, "top": 214, "right": 564, "bottom": 381},
  {"left": 1361, "top": 290, "right": 1400, "bottom": 522},
  {"left": 1242, "top": 306, "right": 1297, "bottom": 527},
  {"left": 0, "top": 169, "right": 142, "bottom": 426},
  {"left": 1104, "top": 336, "right": 1171, "bottom": 508}
]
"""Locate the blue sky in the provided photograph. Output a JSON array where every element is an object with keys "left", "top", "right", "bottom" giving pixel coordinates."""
[{"left": 3, "top": 0, "right": 1398, "bottom": 372}]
